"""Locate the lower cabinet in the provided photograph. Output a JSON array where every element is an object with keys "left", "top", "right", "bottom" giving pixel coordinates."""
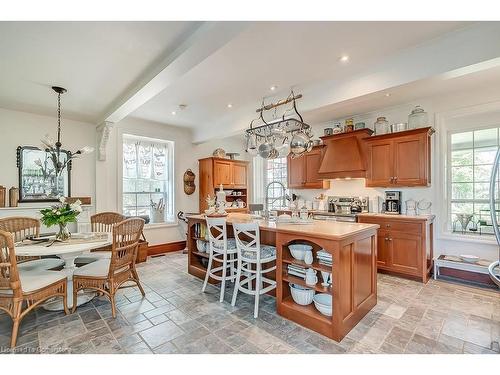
[{"left": 359, "top": 215, "right": 433, "bottom": 282}]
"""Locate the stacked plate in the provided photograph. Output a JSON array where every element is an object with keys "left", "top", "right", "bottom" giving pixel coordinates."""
[
  {"left": 287, "top": 264, "right": 306, "bottom": 279},
  {"left": 317, "top": 249, "right": 332, "bottom": 267}
]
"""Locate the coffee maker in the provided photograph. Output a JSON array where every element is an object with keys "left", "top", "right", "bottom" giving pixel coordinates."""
[{"left": 383, "top": 191, "right": 402, "bottom": 215}]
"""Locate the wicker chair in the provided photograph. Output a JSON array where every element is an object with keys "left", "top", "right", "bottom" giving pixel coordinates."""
[
  {"left": 75, "top": 212, "right": 125, "bottom": 265},
  {"left": 0, "top": 217, "right": 64, "bottom": 271},
  {"left": 72, "top": 218, "right": 145, "bottom": 317},
  {"left": 0, "top": 230, "right": 68, "bottom": 348}
]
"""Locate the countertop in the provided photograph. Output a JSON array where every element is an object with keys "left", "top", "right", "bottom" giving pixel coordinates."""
[
  {"left": 188, "top": 213, "right": 379, "bottom": 241},
  {"left": 357, "top": 212, "right": 435, "bottom": 222}
]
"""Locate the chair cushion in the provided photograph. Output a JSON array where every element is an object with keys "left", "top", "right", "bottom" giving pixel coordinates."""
[
  {"left": 75, "top": 251, "right": 111, "bottom": 265},
  {"left": 74, "top": 259, "right": 110, "bottom": 277},
  {"left": 17, "top": 258, "right": 65, "bottom": 272},
  {"left": 211, "top": 238, "right": 237, "bottom": 251},
  {"left": 19, "top": 270, "right": 67, "bottom": 293},
  {"left": 241, "top": 245, "right": 276, "bottom": 260}
]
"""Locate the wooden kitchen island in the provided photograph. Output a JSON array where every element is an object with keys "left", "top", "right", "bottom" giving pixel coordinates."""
[{"left": 187, "top": 213, "right": 379, "bottom": 341}]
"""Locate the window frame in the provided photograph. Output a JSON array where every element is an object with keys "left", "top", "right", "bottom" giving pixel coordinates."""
[
  {"left": 119, "top": 133, "right": 176, "bottom": 226},
  {"left": 445, "top": 124, "right": 500, "bottom": 238},
  {"left": 263, "top": 156, "right": 289, "bottom": 210}
]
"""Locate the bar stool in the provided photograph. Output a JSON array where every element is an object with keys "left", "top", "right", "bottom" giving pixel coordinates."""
[
  {"left": 231, "top": 221, "right": 276, "bottom": 318},
  {"left": 201, "top": 217, "right": 238, "bottom": 303}
]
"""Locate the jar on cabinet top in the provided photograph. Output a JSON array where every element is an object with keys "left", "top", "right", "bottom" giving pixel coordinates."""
[
  {"left": 408, "top": 105, "right": 429, "bottom": 129},
  {"left": 345, "top": 118, "right": 354, "bottom": 132},
  {"left": 374, "top": 116, "right": 389, "bottom": 135},
  {"left": 332, "top": 122, "right": 343, "bottom": 134}
]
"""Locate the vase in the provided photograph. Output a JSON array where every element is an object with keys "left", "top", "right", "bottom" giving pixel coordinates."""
[{"left": 56, "top": 223, "right": 71, "bottom": 241}]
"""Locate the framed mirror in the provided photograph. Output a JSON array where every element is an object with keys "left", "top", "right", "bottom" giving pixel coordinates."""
[{"left": 16, "top": 146, "right": 71, "bottom": 202}]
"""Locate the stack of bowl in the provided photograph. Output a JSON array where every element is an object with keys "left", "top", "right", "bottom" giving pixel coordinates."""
[
  {"left": 313, "top": 293, "right": 332, "bottom": 316},
  {"left": 289, "top": 284, "right": 315, "bottom": 305}
]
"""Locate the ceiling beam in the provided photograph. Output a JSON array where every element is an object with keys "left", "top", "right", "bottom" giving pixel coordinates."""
[{"left": 101, "top": 21, "right": 248, "bottom": 124}]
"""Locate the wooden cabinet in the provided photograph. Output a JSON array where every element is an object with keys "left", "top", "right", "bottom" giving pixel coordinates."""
[
  {"left": 287, "top": 146, "right": 330, "bottom": 189},
  {"left": 365, "top": 127, "right": 434, "bottom": 187},
  {"left": 358, "top": 214, "right": 434, "bottom": 282},
  {"left": 198, "top": 157, "right": 249, "bottom": 212}
]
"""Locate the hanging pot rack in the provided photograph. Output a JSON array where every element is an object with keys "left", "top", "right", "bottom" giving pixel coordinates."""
[{"left": 246, "top": 91, "right": 311, "bottom": 140}]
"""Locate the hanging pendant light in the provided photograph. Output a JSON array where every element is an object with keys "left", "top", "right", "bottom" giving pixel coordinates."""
[{"left": 41, "top": 86, "right": 94, "bottom": 176}]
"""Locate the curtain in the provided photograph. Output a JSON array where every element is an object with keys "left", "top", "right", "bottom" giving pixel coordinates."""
[{"left": 123, "top": 139, "right": 168, "bottom": 180}]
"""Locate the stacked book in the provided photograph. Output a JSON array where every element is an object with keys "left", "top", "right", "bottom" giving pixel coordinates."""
[
  {"left": 287, "top": 264, "right": 306, "bottom": 279},
  {"left": 317, "top": 249, "right": 332, "bottom": 267}
]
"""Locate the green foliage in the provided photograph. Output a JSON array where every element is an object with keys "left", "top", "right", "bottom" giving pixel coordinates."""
[{"left": 40, "top": 203, "right": 80, "bottom": 228}]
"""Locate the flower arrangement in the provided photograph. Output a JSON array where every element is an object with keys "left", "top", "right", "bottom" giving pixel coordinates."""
[{"left": 40, "top": 197, "right": 83, "bottom": 241}]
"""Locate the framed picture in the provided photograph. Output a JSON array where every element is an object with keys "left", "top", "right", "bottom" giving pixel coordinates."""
[{"left": 16, "top": 146, "right": 71, "bottom": 202}]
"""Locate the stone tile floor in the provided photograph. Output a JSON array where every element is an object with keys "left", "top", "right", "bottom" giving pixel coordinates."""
[{"left": 0, "top": 251, "right": 499, "bottom": 354}]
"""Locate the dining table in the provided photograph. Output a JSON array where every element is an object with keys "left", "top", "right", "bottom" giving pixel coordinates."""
[{"left": 15, "top": 233, "right": 112, "bottom": 311}]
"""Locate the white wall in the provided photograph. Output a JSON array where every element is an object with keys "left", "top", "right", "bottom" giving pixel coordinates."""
[
  {"left": 0, "top": 107, "right": 96, "bottom": 202},
  {"left": 288, "top": 87, "right": 500, "bottom": 260},
  {"left": 96, "top": 117, "right": 248, "bottom": 245}
]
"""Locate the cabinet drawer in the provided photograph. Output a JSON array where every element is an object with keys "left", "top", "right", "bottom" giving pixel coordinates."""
[{"left": 359, "top": 217, "right": 422, "bottom": 234}]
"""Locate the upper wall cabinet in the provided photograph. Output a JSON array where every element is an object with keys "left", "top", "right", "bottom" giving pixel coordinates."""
[
  {"left": 364, "top": 127, "right": 434, "bottom": 187},
  {"left": 317, "top": 129, "right": 373, "bottom": 179},
  {"left": 287, "top": 146, "right": 330, "bottom": 189}
]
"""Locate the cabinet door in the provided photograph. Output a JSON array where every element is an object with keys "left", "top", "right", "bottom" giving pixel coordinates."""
[
  {"left": 213, "top": 160, "right": 233, "bottom": 187},
  {"left": 376, "top": 230, "right": 391, "bottom": 268},
  {"left": 365, "top": 140, "right": 394, "bottom": 187},
  {"left": 393, "top": 134, "right": 428, "bottom": 186},
  {"left": 304, "top": 149, "right": 325, "bottom": 188},
  {"left": 232, "top": 163, "right": 247, "bottom": 188},
  {"left": 389, "top": 232, "right": 422, "bottom": 276},
  {"left": 287, "top": 155, "right": 305, "bottom": 188}
]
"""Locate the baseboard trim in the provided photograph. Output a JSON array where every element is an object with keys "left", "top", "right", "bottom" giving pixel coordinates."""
[{"left": 147, "top": 240, "right": 186, "bottom": 256}]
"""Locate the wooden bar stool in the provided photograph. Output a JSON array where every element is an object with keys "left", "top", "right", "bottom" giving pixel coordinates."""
[
  {"left": 201, "top": 217, "right": 238, "bottom": 303},
  {"left": 231, "top": 221, "right": 276, "bottom": 318}
]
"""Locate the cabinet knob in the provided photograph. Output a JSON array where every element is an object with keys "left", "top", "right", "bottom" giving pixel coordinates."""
[
  {"left": 388, "top": 237, "right": 393, "bottom": 241},
  {"left": 394, "top": 177, "right": 398, "bottom": 182},
  {"left": 386, "top": 224, "right": 391, "bottom": 228},
  {"left": 384, "top": 237, "right": 389, "bottom": 241}
]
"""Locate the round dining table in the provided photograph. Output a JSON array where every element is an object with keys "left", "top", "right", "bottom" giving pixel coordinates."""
[{"left": 15, "top": 234, "right": 112, "bottom": 311}]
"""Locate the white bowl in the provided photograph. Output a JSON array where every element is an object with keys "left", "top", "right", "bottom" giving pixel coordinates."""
[
  {"left": 460, "top": 254, "right": 480, "bottom": 263},
  {"left": 290, "top": 283, "right": 315, "bottom": 305},
  {"left": 288, "top": 244, "right": 313, "bottom": 261},
  {"left": 196, "top": 240, "right": 206, "bottom": 252},
  {"left": 313, "top": 293, "right": 332, "bottom": 316}
]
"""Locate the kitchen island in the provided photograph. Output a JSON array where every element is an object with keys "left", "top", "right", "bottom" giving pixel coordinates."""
[{"left": 187, "top": 213, "right": 379, "bottom": 341}]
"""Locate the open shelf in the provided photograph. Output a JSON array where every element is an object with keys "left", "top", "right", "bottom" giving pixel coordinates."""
[
  {"left": 283, "top": 273, "right": 332, "bottom": 294},
  {"left": 192, "top": 250, "right": 209, "bottom": 259},
  {"left": 281, "top": 296, "right": 332, "bottom": 325},
  {"left": 282, "top": 257, "right": 332, "bottom": 273},
  {"left": 193, "top": 237, "right": 208, "bottom": 242}
]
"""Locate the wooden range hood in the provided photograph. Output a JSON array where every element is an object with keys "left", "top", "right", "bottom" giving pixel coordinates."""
[{"left": 317, "top": 128, "right": 373, "bottom": 179}]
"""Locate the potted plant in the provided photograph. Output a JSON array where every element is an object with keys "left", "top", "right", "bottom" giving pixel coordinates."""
[{"left": 40, "top": 197, "right": 82, "bottom": 241}]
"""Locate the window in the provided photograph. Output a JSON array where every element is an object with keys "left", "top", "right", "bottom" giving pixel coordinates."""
[
  {"left": 264, "top": 157, "right": 289, "bottom": 210},
  {"left": 122, "top": 134, "right": 174, "bottom": 224},
  {"left": 449, "top": 126, "right": 500, "bottom": 235}
]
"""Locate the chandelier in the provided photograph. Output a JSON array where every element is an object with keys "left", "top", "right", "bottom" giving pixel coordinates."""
[
  {"left": 41, "top": 86, "right": 94, "bottom": 176},
  {"left": 245, "top": 91, "right": 313, "bottom": 159}
]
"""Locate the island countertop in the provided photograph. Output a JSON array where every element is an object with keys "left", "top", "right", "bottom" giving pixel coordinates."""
[{"left": 187, "top": 213, "right": 380, "bottom": 241}]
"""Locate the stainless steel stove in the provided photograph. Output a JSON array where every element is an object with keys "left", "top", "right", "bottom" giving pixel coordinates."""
[{"left": 313, "top": 196, "right": 369, "bottom": 222}]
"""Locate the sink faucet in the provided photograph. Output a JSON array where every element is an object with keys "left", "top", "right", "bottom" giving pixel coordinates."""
[{"left": 265, "top": 181, "right": 290, "bottom": 212}]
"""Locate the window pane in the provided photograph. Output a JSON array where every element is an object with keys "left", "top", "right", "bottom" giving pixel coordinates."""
[
  {"left": 474, "top": 183, "right": 490, "bottom": 199},
  {"left": 123, "top": 193, "right": 136, "bottom": 207},
  {"left": 123, "top": 178, "right": 136, "bottom": 193},
  {"left": 451, "top": 149, "right": 473, "bottom": 166},
  {"left": 474, "top": 164, "right": 493, "bottom": 182},
  {"left": 451, "top": 132, "right": 473, "bottom": 150},
  {"left": 474, "top": 128, "right": 497, "bottom": 148},
  {"left": 452, "top": 183, "right": 473, "bottom": 199},
  {"left": 474, "top": 146, "right": 497, "bottom": 165},
  {"left": 451, "top": 166, "right": 473, "bottom": 182},
  {"left": 451, "top": 202, "right": 473, "bottom": 214}
]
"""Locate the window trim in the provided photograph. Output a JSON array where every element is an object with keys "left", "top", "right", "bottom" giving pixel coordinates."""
[
  {"left": 263, "top": 156, "right": 289, "bottom": 210},
  {"left": 118, "top": 131, "right": 176, "bottom": 226}
]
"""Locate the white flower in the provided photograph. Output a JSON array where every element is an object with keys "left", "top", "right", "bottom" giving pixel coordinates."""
[
  {"left": 56, "top": 211, "right": 61, "bottom": 215},
  {"left": 52, "top": 209, "right": 57, "bottom": 213},
  {"left": 59, "top": 196, "right": 66, "bottom": 203},
  {"left": 70, "top": 202, "right": 83, "bottom": 213},
  {"left": 79, "top": 146, "right": 94, "bottom": 155}
]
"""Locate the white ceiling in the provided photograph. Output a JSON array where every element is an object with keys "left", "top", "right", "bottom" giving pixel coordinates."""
[
  {"left": 2, "top": 21, "right": 500, "bottom": 143},
  {"left": 130, "top": 21, "right": 469, "bottom": 128},
  {"left": 0, "top": 21, "right": 200, "bottom": 122}
]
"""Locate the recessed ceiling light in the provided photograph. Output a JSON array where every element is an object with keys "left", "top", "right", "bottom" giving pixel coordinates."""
[
  {"left": 339, "top": 55, "right": 349, "bottom": 62},
  {"left": 385, "top": 93, "right": 391, "bottom": 97},
  {"left": 171, "top": 111, "right": 176, "bottom": 115},
  {"left": 270, "top": 85, "right": 277, "bottom": 91},
  {"left": 227, "top": 103, "right": 233, "bottom": 108}
]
